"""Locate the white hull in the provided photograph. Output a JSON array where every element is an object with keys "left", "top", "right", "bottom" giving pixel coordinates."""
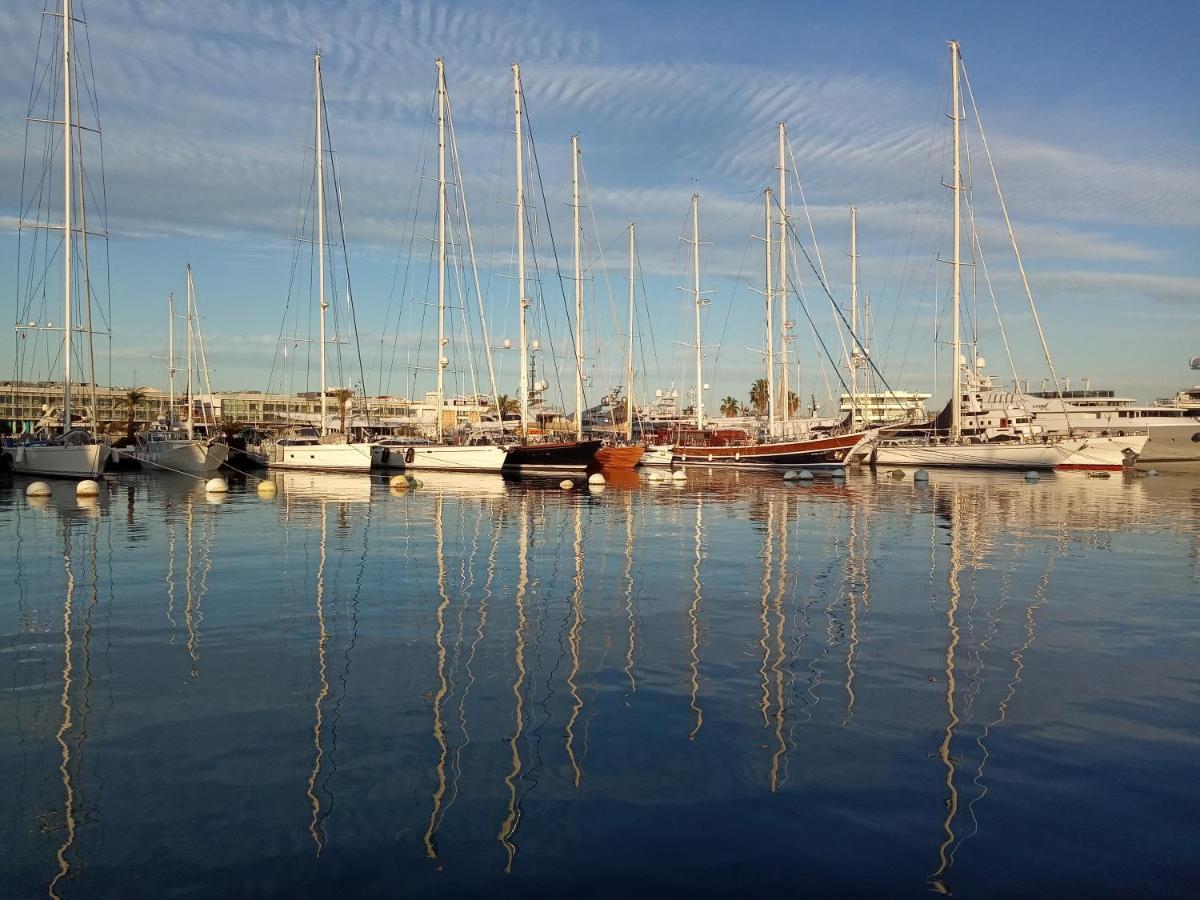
[
  {"left": 9, "top": 443, "right": 107, "bottom": 479},
  {"left": 135, "top": 440, "right": 229, "bottom": 474},
  {"left": 874, "top": 439, "right": 1084, "bottom": 469},
  {"left": 640, "top": 445, "right": 675, "bottom": 467},
  {"left": 1057, "top": 435, "right": 1147, "bottom": 471},
  {"left": 265, "top": 441, "right": 374, "bottom": 472},
  {"left": 372, "top": 443, "right": 507, "bottom": 472}
]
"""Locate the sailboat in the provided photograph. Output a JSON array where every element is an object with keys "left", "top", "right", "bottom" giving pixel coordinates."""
[
  {"left": 134, "top": 265, "right": 229, "bottom": 474},
  {"left": 372, "top": 59, "right": 506, "bottom": 473},
  {"left": 6, "top": 0, "right": 108, "bottom": 480},
  {"left": 672, "top": 183, "right": 871, "bottom": 470},
  {"left": 595, "top": 223, "right": 651, "bottom": 469},
  {"left": 260, "top": 52, "right": 374, "bottom": 473},
  {"left": 499, "top": 65, "right": 600, "bottom": 473},
  {"left": 873, "top": 41, "right": 1088, "bottom": 470}
]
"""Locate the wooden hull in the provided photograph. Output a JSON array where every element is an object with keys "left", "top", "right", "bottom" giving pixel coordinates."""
[
  {"left": 502, "top": 440, "right": 601, "bottom": 471},
  {"left": 674, "top": 432, "right": 867, "bottom": 469},
  {"left": 372, "top": 443, "right": 507, "bottom": 472},
  {"left": 595, "top": 445, "right": 646, "bottom": 469}
]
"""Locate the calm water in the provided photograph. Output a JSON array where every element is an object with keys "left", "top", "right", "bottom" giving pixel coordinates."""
[{"left": 2, "top": 466, "right": 1198, "bottom": 898}]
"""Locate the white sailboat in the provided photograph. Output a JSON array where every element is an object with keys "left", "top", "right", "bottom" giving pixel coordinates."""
[
  {"left": 873, "top": 41, "right": 1085, "bottom": 470},
  {"left": 372, "top": 58, "right": 505, "bottom": 473},
  {"left": 6, "top": 0, "right": 108, "bottom": 480},
  {"left": 262, "top": 52, "right": 373, "bottom": 473},
  {"left": 134, "top": 265, "right": 229, "bottom": 474}
]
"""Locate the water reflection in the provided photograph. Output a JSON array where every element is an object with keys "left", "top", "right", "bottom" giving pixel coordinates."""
[{"left": 1, "top": 468, "right": 1197, "bottom": 896}]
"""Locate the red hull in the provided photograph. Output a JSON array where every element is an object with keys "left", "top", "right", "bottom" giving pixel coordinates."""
[
  {"left": 674, "top": 431, "right": 867, "bottom": 468},
  {"left": 1055, "top": 463, "right": 1125, "bottom": 472},
  {"left": 595, "top": 445, "right": 646, "bottom": 469}
]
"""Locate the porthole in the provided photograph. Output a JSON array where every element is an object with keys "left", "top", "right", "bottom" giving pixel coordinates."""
[{"left": 1191, "top": 432, "right": 1200, "bottom": 443}]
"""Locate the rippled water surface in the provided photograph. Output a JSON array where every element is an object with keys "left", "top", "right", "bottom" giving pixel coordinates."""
[{"left": 2, "top": 466, "right": 1198, "bottom": 897}]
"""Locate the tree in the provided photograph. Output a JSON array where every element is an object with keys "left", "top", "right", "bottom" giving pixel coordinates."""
[
  {"left": 749, "top": 378, "right": 769, "bottom": 414},
  {"left": 332, "top": 388, "right": 354, "bottom": 435},
  {"left": 720, "top": 396, "right": 739, "bottom": 417},
  {"left": 493, "top": 394, "right": 519, "bottom": 419},
  {"left": 121, "top": 387, "right": 149, "bottom": 440}
]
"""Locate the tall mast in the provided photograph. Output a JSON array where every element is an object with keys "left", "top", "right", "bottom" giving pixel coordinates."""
[
  {"left": 777, "top": 123, "right": 789, "bottom": 432},
  {"left": 849, "top": 205, "right": 859, "bottom": 430},
  {"left": 314, "top": 51, "right": 329, "bottom": 437},
  {"left": 572, "top": 134, "right": 583, "bottom": 440},
  {"left": 626, "top": 223, "right": 635, "bottom": 442},
  {"left": 435, "top": 58, "right": 447, "bottom": 443},
  {"left": 692, "top": 192, "right": 704, "bottom": 430},
  {"left": 513, "top": 64, "right": 529, "bottom": 437},
  {"left": 950, "top": 41, "right": 962, "bottom": 442},
  {"left": 167, "top": 292, "right": 175, "bottom": 425},
  {"left": 185, "top": 264, "right": 194, "bottom": 440},
  {"left": 764, "top": 188, "right": 776, "bottom": 435},
  {"left": 61, "top": 0, "right": 73, "bottom": 434}
]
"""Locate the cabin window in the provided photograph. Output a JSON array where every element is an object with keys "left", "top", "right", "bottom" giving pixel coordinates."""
[{"left": 1192, "top": 433, "right": 1200, "bottom": 443}]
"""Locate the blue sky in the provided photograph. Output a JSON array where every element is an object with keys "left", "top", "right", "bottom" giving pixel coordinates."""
[{"left": 2, "top": 0, "right": 1197, "bottom": 412}]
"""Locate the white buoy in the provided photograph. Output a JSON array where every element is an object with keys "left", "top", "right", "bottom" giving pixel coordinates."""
[
  {"left": 798, "top": 470, "right": 814, "bottom": 481},
  {"left": 671, "top": 469, "right": 687, "bottom": 481},
  {"left": 1024, "top": 470, "right": 1040, "bottom": 482},
  {"left": 560, "top": 479, "right": 575, "bottom": 490},
  {"left": 76, "top": 479, "right": 101, "bottom": 497},
  {"left": 890, "top": 469, "right": 906, "bottom": 480},
  {"left": 26, "top": 481, "right": 52, "bottom": 497},
  {"left": 646, "top": 469, "right": 664, "bottom": 482},
  {"left": 914, "top": 469, "right": 929, "bottom": 481},
  {"left": 257, "top": 481, "right": 277, "bottom": 497},
  {"left": 588, "top": 472, "right": 606, "bottom": 485},
  {"left": 591, "top": 483, "right": 606, "bottom": 494},
  {"left": 1146, "top": 468, "right": 1159, "bottom": 477},
  {"left": 205, "top": 477, "right": 229, "bottom": 494},
  {"left": 389, "top": 474, "right": 409, "bottom": 490},
  {"left": 783, "top": 470, "right": 799, "bottom": 481},
  {"left": 831, "top": 469, "right": 846, "bottom": 480}
]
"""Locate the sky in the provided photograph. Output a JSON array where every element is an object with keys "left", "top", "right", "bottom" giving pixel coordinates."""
[{"left": 2, "top": 0, "right": 1197, "bottom": 414}]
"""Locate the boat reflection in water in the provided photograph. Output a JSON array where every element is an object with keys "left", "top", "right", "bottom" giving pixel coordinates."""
[{"left": 2, "top": 467, "right": 1198, "bottom": 896}]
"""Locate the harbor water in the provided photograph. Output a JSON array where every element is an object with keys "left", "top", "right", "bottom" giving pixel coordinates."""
[{"left": 1, "top": 467, "right": 1197, "bottom": 897}]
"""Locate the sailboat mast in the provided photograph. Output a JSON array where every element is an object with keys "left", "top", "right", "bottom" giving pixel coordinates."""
[
  {"left": 315, "top": 51, "right": 328, "bottom": 437},
  {"left": 61, "top": 0, "right": 73, "bottom": 434},
  {"left": 572, "top": 134, "right": 583, "bottom": 441},
  {"left": 777, "top": 123, "right": 789, "bottom": 432},
  {"left": 626, "top": 223, "right": 635, "bottom": 442},
  {"left": 186, "top": 264, "right": 194, "bottom": 440},
  {"left": 764, "top": 188, "right": 776, "bottom": 435},
  {"left": 436, "top": 58, "right": 447, "bottom": 443},
  {"left": 513, "top": 64, "right": 529, "bottom": 437},
  {"left": 167, "top": 292, "right": 175, "bottom": 424},
  {"left": 950, "top": 40, "right": 962, "bottom": 442},
  {"left": 692, "top": 192, "right": 704, "bottom": 431},
  {"left": 849, "top": 205, "right": 859, "bottom": 430}
]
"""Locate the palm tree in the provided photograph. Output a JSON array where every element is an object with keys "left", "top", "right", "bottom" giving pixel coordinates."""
[
  {"left": 332, "top": 388, "right": 354, "bottom": 436},
  {"left": 786, "top": 391, "right": 800, "bottom": 417},
  {"left": 749, "top": 378, "right": 769, "bottom": 415},
  {"left": 493, "top": 393, "right": 519, "bottom": 419},
  {"left": 121, "top": 386, "right": 150, "bottom": 441},
  {"left": 720, "top": 396, "right": 739, "bottom": 417}
]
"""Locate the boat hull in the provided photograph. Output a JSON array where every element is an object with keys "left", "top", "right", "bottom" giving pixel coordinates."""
[
  {"left": 640, "top": 444, "right": 675, "bottom": 467},
  {"left": 264, "top": 441, "right": 374, "bottom": 472},
  {"left": 502, "top": 440, "right": 601, "bottom": 471},
  {"left": 8, "top": 443, "right": 107, "bottom": 479},
  {"left": 372, "top": 443, "right": 507, "bottom": 472},
  {"left": 595, "top": 445, "right": 646, "bottom": 469},
  {"left": 1056, "top": 435, "right": 1146, "bottom": 471},
  {"left": 874, "top": 440, "right": 1084, "bottom": 469},
  {"left": 673, "top": 432, "right": 867, "bottom": 469},
  {"left": 135, "top": 440, "right": 229, "bottom": 474}
]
